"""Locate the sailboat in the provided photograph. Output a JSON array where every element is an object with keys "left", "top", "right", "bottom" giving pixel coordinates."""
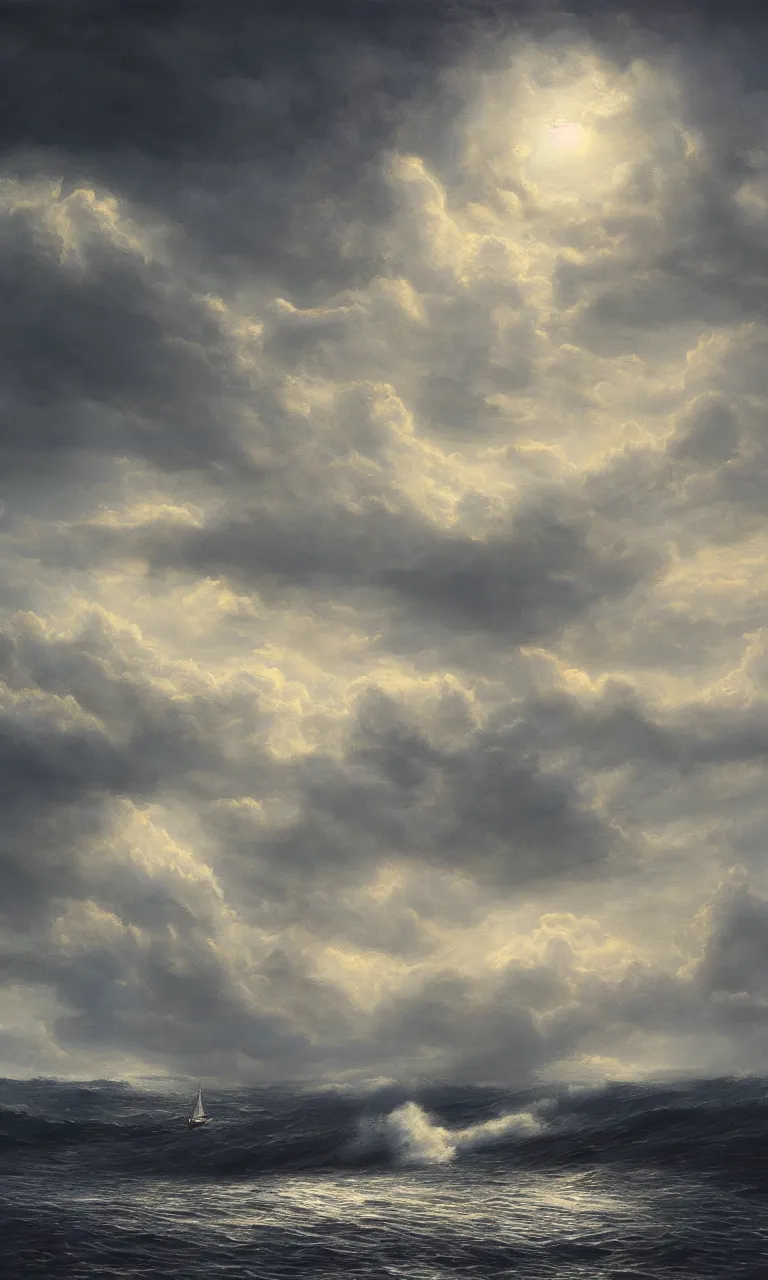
[{"left": 187, "top": 1087, "right": 211, "bottom": 1128}]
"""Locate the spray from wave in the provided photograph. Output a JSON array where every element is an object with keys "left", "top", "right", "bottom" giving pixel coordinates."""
[{"left": 345, "top": 1099, "right": 547, "bottom": 1167}]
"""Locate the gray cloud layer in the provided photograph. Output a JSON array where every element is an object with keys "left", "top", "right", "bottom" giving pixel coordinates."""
[{"left": 2, "top": 0, "right": 768, "bottom": 1086}]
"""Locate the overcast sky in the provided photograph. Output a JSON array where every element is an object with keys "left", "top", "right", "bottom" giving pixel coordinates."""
[{"left": 1, "top": 0, "right": 768, "bottom": 1086}]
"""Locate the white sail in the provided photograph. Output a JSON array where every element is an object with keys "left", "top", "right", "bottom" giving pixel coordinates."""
[{"left": 192, "top": 1088, "right": 205, "bottom": 1120}]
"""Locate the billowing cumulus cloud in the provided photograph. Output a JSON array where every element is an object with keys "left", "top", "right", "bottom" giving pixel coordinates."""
[{"left": 2, "top": 0, "right": 768, "bottom": 1087}]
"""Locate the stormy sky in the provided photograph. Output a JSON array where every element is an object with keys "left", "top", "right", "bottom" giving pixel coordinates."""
[{"left": 2, "top": 0, "right": 768, "bottom": 1086}]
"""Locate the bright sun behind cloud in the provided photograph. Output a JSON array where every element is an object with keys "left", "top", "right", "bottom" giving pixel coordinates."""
[
  {"left": 462, "top": 46, "right": 647, "bottom": 206},
  {"left": 548, "top": 118, "right": 587, "bottom": 152}
]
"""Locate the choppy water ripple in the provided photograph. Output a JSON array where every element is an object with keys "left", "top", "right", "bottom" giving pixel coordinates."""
[{"left": 1, "top": 1077, "right": 767, "bottom": 1277}]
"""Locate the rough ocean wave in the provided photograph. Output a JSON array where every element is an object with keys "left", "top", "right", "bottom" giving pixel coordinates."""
[
  {"left": 1, "top": 1076, "right": 767, "bottom": 1277},
  {"left": 345, "top": 1099, "right": 546, "bottom": 1165}
]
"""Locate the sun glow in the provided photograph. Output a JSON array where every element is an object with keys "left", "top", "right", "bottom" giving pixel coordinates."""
[
  {"left": 523, "top": 109, "right": 597, "bottom": 197},
  {"left": 547, "top": 118, "right": 587, "bottom": 153},
  {"left": 466, "top": 46, "right": 644, "bottom": 205}
]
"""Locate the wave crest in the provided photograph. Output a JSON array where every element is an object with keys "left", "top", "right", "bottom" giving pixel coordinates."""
[{"left": 346, "top": 1099, "right": 545, "bottom": 1166}]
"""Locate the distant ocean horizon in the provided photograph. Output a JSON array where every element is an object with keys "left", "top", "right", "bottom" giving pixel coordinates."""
[{"left": 2, "top": 1074, "right": 766, "bottom": 1278}]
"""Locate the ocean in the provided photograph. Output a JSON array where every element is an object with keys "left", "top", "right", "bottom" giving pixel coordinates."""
[{"left": 1, "top": 1075, "right": 766, "bottom": 1278}]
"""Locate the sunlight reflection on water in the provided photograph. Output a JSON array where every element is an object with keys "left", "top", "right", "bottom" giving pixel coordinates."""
[{"left": 126, "top": 1167, "right": 644, "bottom": 1245}]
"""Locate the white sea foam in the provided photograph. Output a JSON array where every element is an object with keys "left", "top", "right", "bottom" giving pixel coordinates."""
[{"left": 347, "top": 1099, "right": 546, "bottom": 1166}]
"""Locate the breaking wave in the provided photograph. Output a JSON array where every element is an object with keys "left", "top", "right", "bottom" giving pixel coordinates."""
[
  {"left": 346, "top": 1099, "right": 546, "bottom": 1166},
  {"left": 3, "top": 1076, "right": 768, "bottom": 1279},
  {"left": 1, "top": 1075, "right": 767, "bottom": 1191}
]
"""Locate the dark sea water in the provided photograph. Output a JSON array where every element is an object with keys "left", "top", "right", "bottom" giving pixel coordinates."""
[{"left": 1, "top": 1075, "right": 767, "bottom": 1278}]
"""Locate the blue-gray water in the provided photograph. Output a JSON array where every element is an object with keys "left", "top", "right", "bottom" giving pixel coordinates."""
[{"left": 2, "top": 1076, "right": 767, "bottom": 1278}]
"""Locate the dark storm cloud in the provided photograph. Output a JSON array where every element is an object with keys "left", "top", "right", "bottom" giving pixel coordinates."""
[
  {"left": 0, "top": 615, "right": 270, "bottom": 796},
  {"left": 1, "top": 617, "right": 767, "bottom": 1083},
  {"left": 5, "top": 0, "right": 759, "bottom": 325},
  {"left": 349, "top": 687, "right": 617, "bottom": 882},
  {"left": 0, "top": 645, "right": 159, "bottom": 930},
  {"left": 694, "top": 876, "right": 768, "bottom": 1000},
  {"left": 4, "top": 0, "right": 768, "bottom": 1084},
  {"left": 362, "top": 873, "right": 768, "bottom": 1084},
  {"left": 0, "top": 610, "right": 624, "bottom": 1062},
  {"left": 565, "top": 171, "right": 768, "bottom": 358},
  {"left": 1, "top": 923, "right": 337, "bottom": 1079},
  {"left": 0, "top": 613, "right": 274, "bottom": 935},
  {"left": 12, "top": 862, "right": 765, "bottom": 1086},
  {"left": 50, "top": 484, "right": 659, "bottom": 650},
  {"left": 570, "top": 325, "right": 768, "bottom": 587},
  {"left": 520, "top": 683, "right": 768, "bottom": 776},
  {"left": 201, "top": 683, "right": 620, "bottom": 908},
  {"left": 371, "top": 967, "right": 551, "bottom": 1082},
  {"left": 0, "top": 191, "right": 257, "bottom": 481},
  {"left": 0, "top": 0, "right": 446, "bottom": 303},
  {"left": 0, "top": 0, "right": 464, "bottom": 502}
]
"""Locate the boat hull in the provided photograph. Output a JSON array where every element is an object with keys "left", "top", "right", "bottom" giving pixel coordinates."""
[{"left": 187, "top": 1117, "right": 211, "bottom": 1128}]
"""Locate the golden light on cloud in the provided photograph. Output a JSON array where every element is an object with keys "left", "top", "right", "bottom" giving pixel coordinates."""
[
  {"left": 463, "top": 44, "right": 648, "bottom": 206},
  {"left": 6, "top": 0, "right": 768, "bottom": 1124}
]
